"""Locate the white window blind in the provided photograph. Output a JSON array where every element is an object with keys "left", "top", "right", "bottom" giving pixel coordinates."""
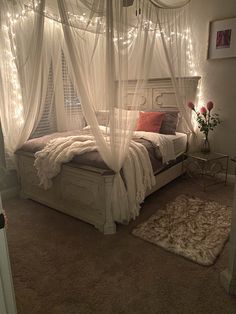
[
  {"left": 61, "top": 50, "right": 85, "bottom": 130},
  {"left": 31, "top": 62, "right": 57, "bottom": 138}
]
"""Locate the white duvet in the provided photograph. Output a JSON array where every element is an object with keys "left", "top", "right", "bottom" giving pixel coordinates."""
[
  {"left": 86, "top": 126, "right": 179, "bottom": 164},
  {"left": 133, "top": 131, "right": 176, "bottom": 164}
]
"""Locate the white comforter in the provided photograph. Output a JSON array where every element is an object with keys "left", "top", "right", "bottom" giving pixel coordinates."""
[
  {"left": 86, "top": 126, "right": 177, "bottom": 164},
  {"left": 34, "top": 135, "right": 155, "bottom": 222},
  {"left": 133, "top": 131, "right": 176, "bottom": 163}
]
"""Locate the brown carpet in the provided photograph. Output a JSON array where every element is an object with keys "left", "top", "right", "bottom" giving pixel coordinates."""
[
  {"left": 3, "top": 176, "right": 236, "bottom": 314},
  {"left": 133, "top": 194, "right": 232, "bottom": 266}
]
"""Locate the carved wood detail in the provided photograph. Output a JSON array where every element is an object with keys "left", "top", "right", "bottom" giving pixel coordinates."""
[
  {"left": 123, "top": 77, "right": 200, "bottom": 111},
  {"left": 153, "top": 91, "right": 177, "bottom": 109},
  {"left": 123, "top": 89, "right": 150, "bottom": 109}
]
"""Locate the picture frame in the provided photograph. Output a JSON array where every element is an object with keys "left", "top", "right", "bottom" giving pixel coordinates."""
[{"left": 207, "top": 17, "right": 236, "bottom": 60}]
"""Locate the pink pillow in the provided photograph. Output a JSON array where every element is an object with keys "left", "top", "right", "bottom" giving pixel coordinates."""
[{"left": 136, "top": 111, "right": 165, "bottom": 133}]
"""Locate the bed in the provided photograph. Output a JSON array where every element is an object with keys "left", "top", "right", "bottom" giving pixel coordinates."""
[{"left": 16, "top": 77, "right": 200, "bottom": 234}]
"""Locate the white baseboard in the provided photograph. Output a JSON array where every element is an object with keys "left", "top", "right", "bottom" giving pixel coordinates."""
[{"left": 0, "top": 186, "right": 19, "bottom": 201}]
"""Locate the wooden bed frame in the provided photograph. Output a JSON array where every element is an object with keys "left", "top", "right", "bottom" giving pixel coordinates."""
[{"left": 17, "top": 77, "right": 200, "bottom": 234}]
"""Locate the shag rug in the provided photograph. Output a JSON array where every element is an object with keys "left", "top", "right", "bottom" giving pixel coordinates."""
[{"left": 132, "top": 194, "right": 232, "bottom": 266}]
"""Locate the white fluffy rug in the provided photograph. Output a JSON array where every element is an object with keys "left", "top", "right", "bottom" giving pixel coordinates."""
[{"left": 132, "top": 195, "right": 232, "bottom": 266}]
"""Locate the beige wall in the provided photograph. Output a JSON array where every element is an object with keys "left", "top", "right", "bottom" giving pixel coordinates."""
[{"left": 189, "top": 0, "right": 236, "bottom": 173}]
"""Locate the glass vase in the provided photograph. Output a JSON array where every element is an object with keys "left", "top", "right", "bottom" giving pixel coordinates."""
[{"left": 201, "top": 136, "right": 210, "bottom": 154}]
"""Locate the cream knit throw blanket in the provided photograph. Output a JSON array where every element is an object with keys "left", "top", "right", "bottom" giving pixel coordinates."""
[{"left": 34, "top": 135, "right": 155, "bottom": 222}]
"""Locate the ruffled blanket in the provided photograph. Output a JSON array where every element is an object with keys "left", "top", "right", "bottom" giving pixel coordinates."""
[{"left": 34, "top": 135, "right": 155, "bottom": 222}]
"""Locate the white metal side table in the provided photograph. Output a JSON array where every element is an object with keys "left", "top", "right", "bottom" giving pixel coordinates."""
[{"left": 184, "top": 151, "right": 229, "bottom": 191}]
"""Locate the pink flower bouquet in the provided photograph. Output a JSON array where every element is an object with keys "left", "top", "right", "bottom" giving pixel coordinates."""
[{"left": 187, "top": 101, "right": 220, "bottom": 144}]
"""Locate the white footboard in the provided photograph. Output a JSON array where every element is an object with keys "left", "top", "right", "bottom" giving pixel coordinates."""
[
  {"left": 17, "top": 153, "right": 116, "bottom": 234},
  {"left": 17, "top": 153, "right": 186, "bottom": 234}
]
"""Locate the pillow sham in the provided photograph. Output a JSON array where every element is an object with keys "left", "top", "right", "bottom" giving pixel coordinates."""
[
  {"left": 136, "top": 111, "right": 165, "bottom": 133},
  {"left": 159, "top": 111, "right": 179, "bottom": 135},
  {"left": 95, "top": 110, "right": 110, "bottom": 126}
]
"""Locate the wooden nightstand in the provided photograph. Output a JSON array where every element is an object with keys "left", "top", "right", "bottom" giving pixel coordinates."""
[{"left": 184, "top": 151, "right": 229, "bottom": 191}]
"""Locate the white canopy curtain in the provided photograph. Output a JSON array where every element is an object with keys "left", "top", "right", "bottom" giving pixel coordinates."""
[
  {"left": 150, "top": 0, "right": 191, "bottom": 8},
  {"left": 126, "top": 2, "right": 195, "bottom": 134},
  {"left": 0, "top": 0, "right": 54, "bottom": 167},
  {"left": 0, "top": 0, "right": 194, "bottom": 222},
  {"left": 156, "top": 5, "right": 195, "bottom": 135},
  {"left": 56, "top": 0, "right": 162, "bottom": 221}
]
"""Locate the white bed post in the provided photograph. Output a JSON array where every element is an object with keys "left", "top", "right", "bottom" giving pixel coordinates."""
[
  {"left": 220, "top": 176, "right": 236, "bottom": 294},
  {"left": 102, "top": 176, "right": 116, "bottom": 235},
  {"left": 93, "top": 175, "right": 116, "bottom": 235}
]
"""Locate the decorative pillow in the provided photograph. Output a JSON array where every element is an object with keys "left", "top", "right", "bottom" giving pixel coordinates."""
[
  {"left": 95, "top": 110, "right": 110, "bottom": 126},
  {"left": 113, "top": 108, "right": 139, "bottom": 128},
  {"left": 136, "top": 111, "right": 165, "bottom": 133},
  {"left": 159, "top": 111, "right": 179, "bottom": 135}
]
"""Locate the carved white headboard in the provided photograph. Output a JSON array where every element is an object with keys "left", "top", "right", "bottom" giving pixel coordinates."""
[{"left": 123, "top": 77, "right": 201, "bottom": 110}]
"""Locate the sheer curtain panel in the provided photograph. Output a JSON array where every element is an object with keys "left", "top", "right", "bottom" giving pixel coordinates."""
[
  {"left": 0, "top": 0, "right": 195, "bottom": 222},
  {"left": 0, "top": 0, "right": 53, "bottom": 167}
]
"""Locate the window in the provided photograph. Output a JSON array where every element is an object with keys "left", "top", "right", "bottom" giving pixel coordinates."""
[
  {"left": 61, "top": 50, "right": 85, "bottom": 130},
  {"left": 31, "top": 62, "right": 57, "bottom": 138}
]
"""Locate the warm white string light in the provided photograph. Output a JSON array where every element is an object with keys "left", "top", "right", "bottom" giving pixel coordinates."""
[
  {"left": 183, "top": 28, "right": 202, "bottom": 108},
  {"left": 3, "top": 2, "right": 198, "bottom": 121},
  {"left": 1, "top": 25, "right": 24, "bottom": 127},
  {"left": 7, "top": 2, "right": 197, "bottom": 54}
]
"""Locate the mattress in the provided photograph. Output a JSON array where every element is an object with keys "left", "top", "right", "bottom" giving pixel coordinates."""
[
  {"left": 169, "top": 132, "right": 188, "bottom": 157},
  {"left": 17, "top": 130, "right": 187, "bottom": 175},
  {"left": 17, "top": 130, "right": 161, "bottom": 173},
  {"left": 133, "top": 130, "right": 187, "bottom": 163}
]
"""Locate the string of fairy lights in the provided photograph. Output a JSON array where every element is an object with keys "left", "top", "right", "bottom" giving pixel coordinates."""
[
  {"left": 1, "top": 25, "right": 24, "bottom": 126},
  {"left": 1, "top": 1, "right": 200, "bottom": 127}
]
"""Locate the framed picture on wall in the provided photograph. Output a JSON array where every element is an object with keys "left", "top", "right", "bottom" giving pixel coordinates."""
[{"left": 207, "top": 17, "right": 236, "bottom": 59}]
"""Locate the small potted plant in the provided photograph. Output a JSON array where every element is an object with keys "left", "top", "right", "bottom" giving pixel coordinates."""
[{"left": 187, "top": 101, "right": 221, "bottom": 153}]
